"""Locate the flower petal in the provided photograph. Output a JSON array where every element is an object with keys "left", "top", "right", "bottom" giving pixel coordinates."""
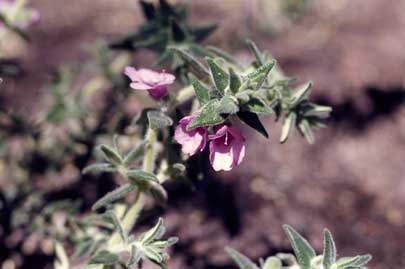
[
  {"left": 148, "top": 86, "right": 168, "bottom": 100},
  {"left": 175, "top": 124, "right": 206, "bottom": 156},
  {"left": 129, "top": 82, "right": 152, "bottom": 90},
  {"left": 209, "top": 138, "right": 233, "bottom": 171}
]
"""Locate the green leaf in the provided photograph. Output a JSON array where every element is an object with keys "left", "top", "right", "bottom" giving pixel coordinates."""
[
  {"left": 170, "top": 47, "right": 209, "bottom": 76},
  {"left": 207, "top": 46, "right": 241, "bottom": 67},
  {"left": 170, "top": 18, "right": 187, "bottom": 42},
  {"left": 190, "top": 24, "right": 217, "bottom": 42},
  {"left": 246, "top": 39, "right": 264, "bottom": 65},
  {"left": 246, "top": 61, "right": 275, "bottom": 81},
  {"left": 336, "top": 255, "right": 372, "bottom": 268},
  {"left": 290, "top": 82, "right": 312, "bottom": 106},
  {"left": 263, "top": 257, "right": 282, "bottom": 269},
  {"left": 113, "top": 134, "right": 121, "bottom": 155},
  {"left": 254, "top": 61, "right": 275, "bottom": 90},
  {"left": 237, "top": 111, "right": 269, "bottom": 138},
  {"left": 92, "top": 183, "right": 138, "bottom": 211},
  {"left": 123, "top": 141, "right": 146, "bottom": 166},
  {"left": 218, "top": 95, "right": 239, "bottom": 115},
  {"left": 88, "top": 250, "right": 119, "bottom": 265},
  {"left": 140, "top": 218, "right": 165, "bottom": 244},
  {"left": 191, "top": 75, "right": 210, "bottom": 105},
  {"left": 149, "top": 182, "right": 168, "bottom": 206},
  {"left": 127, "top": 244, "right": 141, "bottom": 267},
  {"left": 147, "top": 110, "right": 173, "bottom": 130},
  {"left": 187, "top": 100, "right": 226, "bottom": 130},
  {"left": 229, "top": 68, "right": 242, "bottom": 94},
  {"left": 243, "top": 96, "right": 273, "bottom": 115},
  {"left": 207, "top": 58, "right": 229, "bottom": 94},
  {"left": 302, "top": 104, "right": 332, "bottom": 118},
  {"left": 105, "top": 211, "right": 127, "bottom": 243},
  {"left": 82, "top": 163, "right": 117, "bottom": 175},
  {"left": 143, "top": 246, "right": 163, "bottom": 263},
  {"left": 159, "top": 0, "right": 176, "bottom": 18},
  {"left": 100, "top": 145, "right": 122, "bottom": 165},
  {"left": 282, "top": 225, "right": 316, "bottom": 269},
  {"left": 225, "top": 247, "right": 259, "bottom": 269},
  {"left": 72, "top": 238, "right": 95, "bottom": 258},
  {"left": 140, "top": 0, "right": 156, "bottom": 20},
  {"left": 322, "top": 229, "right": 336, "bottom": 269},
  {"left": 297, "top": 119, "right": 315, "bottom": 144},
  {"left": 127, "top": 169, "right": 159, "bottom": 183},
  {"left": 280, "top": 112, "right": 296, "bottom": 144}
]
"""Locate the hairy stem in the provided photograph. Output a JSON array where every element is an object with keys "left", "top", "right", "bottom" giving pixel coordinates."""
[{"left": 108, "top": 127, "right": 157, "bottom": 247}]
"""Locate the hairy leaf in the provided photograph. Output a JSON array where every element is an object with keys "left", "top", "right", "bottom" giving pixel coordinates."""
[
  {"left": 82, "top": 163, "right": 117, "bottom": 175},
  {"left": 92, "top": 183, "right": 137, "bottom": 211},
  {"left": 147, "top": 110, "right": 173, "bottom": 130},
  {"left": 218, "top": 95, "right": 239, "bottom": 115},
  {"left": 100, "top": 145, "right": 122, "bottom": 165},
  {"left": 225, "top": 247, "right": 259, "bottom": 269},
  {"left": 297, "top": 119, "right": 315, "bottom": 144},
  {"left": 282, "top": 225, "right": 316, "bottom": 269},
  {"left": 170, "top": 47, "right": 209, "bottom": 76},
  {"left": 123, "top": 141, "right": 146, "bottom": 166},
  {"left": 105, "top": 211, "right": 127, "bottom": 243},
  {"left": 187, "top": 100, "right": 226, "bottom": 129},
  {"left": 280, "top": 112, "right": 296, "bottom": 144},
  {"left": 127, "top": 169, "right": 159, "bottom": 183},
  {"left": 323, "top": 229, "right": 336, "bottom": 269},
  {"left": 88, "top": 250, "right": 119, "bottom": 265},
  {"left": 191, "top": 75, "right": 210, "bottom": 105},
  {"left": 207, "top": 58, "right": 229, "bottom": 95},
  {"left": 243, "top": 96, "right": 273, "bottom": 115},
  {"left": 229, "top": 68, "right": 242, "bottom": 93},
  {"left": 246, "top": 39, "right": 264, "bottom": 65},
  {"left": 291, "top": 82, "right": 312, "bottom": 106}
]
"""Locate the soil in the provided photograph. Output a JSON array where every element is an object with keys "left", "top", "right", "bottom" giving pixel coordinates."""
[{"left": 1, "top": 1, "right": 404, "bottom": 269}]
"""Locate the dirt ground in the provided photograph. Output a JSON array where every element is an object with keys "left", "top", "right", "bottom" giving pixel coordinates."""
[{"left": 1, "top": 0, "right": 405, "bottom": 269}]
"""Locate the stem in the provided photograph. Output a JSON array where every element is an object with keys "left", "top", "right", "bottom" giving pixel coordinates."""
[{"left": 108, "top": 127, "right": 157, "bottom": 247}]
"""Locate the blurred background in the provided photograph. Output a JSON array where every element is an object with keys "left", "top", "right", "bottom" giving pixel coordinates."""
[{"left": 0, "top": 0, "right": 404, "bottom": 269}]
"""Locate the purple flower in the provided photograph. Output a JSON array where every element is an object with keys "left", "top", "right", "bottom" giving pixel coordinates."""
[
  {"left": 124, "top": 67, "right": 175, "bottom": 100},
  {"left": 208, "top": 125, "right": 246, "bottom": 171},
  {"left": 174, "top": 114, "right": 208, "bottom": 156}
]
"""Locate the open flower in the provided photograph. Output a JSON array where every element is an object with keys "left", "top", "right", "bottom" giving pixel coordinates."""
[
  {"left": 174, "top": 114, "right": 208, "bottom": 156},
  {"left": 124, "top": 67, "right": 175, "bottom": 100},
  {"left": 208, "top": 125, "right": 246, "bottom": 171},
  {"left": 0, "top": 0, "right": 40, "bottom": 29}
]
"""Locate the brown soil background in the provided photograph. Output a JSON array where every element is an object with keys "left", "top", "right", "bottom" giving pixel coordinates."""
[{"left": 1, "top": 0, "right": 405, "bottom": 269}]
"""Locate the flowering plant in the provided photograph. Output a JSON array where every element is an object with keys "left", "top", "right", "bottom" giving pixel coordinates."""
[{"left": 0, "top": 1, "right": 373, "bottom": 269}]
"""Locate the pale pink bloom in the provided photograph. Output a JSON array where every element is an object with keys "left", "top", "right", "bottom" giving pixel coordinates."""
[
  {"left": 124, "top": 67, "right": 175, "bottom": 100},
  {"left": 0, "top": 0, "right": 40, "bottom": 29},
  {"left": 208, "top": 125, "right": 246, "bottom": 171},
  {"left": 174, "top": 114, "right": 208, "bottom": 156}
]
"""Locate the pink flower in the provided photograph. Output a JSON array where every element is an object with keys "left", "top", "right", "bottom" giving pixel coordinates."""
[
  {"left": 208, "top": 125, "right": 246, "bottom": 171},
  {"left": 174, "top": 115, "right": 208, "bottom": 156},
  {"left": 0, "top": 0, "right": 40, "bottom": 29},
  {"left": 124, "top": 67, "right": 175, "bottom": 100}
]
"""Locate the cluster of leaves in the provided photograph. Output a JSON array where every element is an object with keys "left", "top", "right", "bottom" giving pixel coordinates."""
[
  {"left": 110, "top": 0, "right": 216, "bottom": 77},
  {"left": 171, "top": 39, "right": 331, "bottom": 144},
  {"left": 227, "top": 225, "right": 371, "bottom": 269},
  {"left": 0, "top": 1, "right": 372, "bottom": 269}
]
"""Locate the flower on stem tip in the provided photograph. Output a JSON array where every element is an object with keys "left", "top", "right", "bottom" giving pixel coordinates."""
[
  {"left": 174, "top": 115, "right": 246, "bottom": 172},
  {"left": 209, "top": 124, "right": 245, "bottom": 172},
  {"left": 174, "top": 114, "right": 208, "bottom": 156},
  {"left": 0, "top": 0, "right": 40, "bottom": 29},
  {"left": 125, "top": 67, "right": 175, "bottom": 100}
]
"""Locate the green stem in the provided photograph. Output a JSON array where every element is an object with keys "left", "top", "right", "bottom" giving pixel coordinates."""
[{"left": 108, "top": 127, "right": 157, "bottom": 247}]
